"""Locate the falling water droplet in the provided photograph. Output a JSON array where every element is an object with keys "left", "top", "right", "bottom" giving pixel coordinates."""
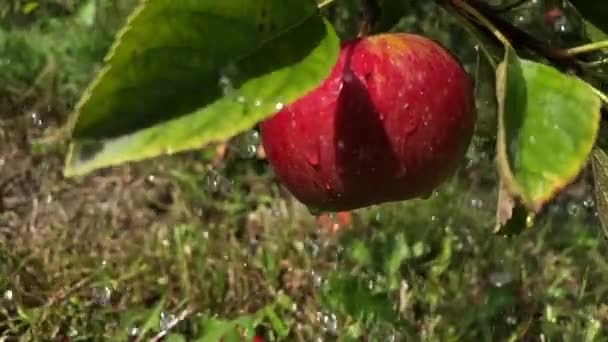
[
  {"left": 489, "top": 271, "right": 513, "bottom": 287},
  {"left": 316, "top": 312, "right": 338, "bottom": 334},
  {"left": 93, "top": 285, "right": 112, "bottom": 305},
  {"left": 159, "top": 311, "right": 176, "bottom": 332},
  {"left": 526, "top": 213, "right": 535, "bottom": 228},
  {"left": 29, "top": 110, "right": 43, "bottom": 127},
  {"left": 204, "top": 169, "right": 233, "bottom": 194},
  {"left": 233, "top": 130, "right": 260, "bottom": 158},
  {"left": 470, "top": 198, "right": 484, "bottom": 209},
  {"left": 218, "top": 75, "right": 234, "bottom": 96},
  {"left": 567, "top": 203, "right": 581, "bottom": 216},
  {"left": 129, "top": 326, "right": 139, "bottom": 337},
  {"left": 310, "top": 270, "right": 323, "bottom": 288}
]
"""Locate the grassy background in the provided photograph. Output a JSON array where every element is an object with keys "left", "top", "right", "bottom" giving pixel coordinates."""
[{"left": 0, "top": 0, "right": 607, "bottom": 340}]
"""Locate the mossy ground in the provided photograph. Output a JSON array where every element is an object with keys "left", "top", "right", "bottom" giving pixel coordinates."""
[{"left": 1, "top": 1, "right": 607, "bottom": 341}]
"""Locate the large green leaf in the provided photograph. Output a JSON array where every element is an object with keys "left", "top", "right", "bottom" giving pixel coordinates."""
[
  {"left": 64, "top": 0, "right": 339, "bottom": 176},
  {"left": 496, "top": 47, "right": 601, "bottom": 212}
]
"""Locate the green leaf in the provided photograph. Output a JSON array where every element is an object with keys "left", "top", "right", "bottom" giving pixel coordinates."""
[
  {"left": 264, "top": 307, "right": 290, "bottom": 338},
  {"left": 570, "top": 1, "right": 608, "bottom": 37},
  {"left": 496, "top": 47, "right": 600, "bottom": 212},
  {"left": 591, "top": 148, "right": 608, "bottom": 239},
  {"left": 584, "top": 20, "right": 608, "bottom": 42},
  {"left": 165, "top": 334, "right": 186, "bottom": 342},
  {"left": 64, "top": 0, "right": 339, "bottom": 176},
  {"left": 196, "top": 316, "right": 255, "bottom": 342}
]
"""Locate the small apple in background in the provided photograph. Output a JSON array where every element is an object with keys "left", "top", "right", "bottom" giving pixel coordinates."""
[{"left": 261, "top": 33, "right": 475, "bottom": 212}]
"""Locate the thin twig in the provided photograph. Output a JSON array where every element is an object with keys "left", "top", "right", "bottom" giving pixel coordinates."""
[{"left": 565, "top": 41, "right": 608, "bottom": 56}]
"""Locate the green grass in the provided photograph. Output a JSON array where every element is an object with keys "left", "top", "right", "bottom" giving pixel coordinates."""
[
  {"left": 1, "top": 145, "right": 607, "bottom": 340},
  {"left": 1, "top": 0, "right": 608, "bottom": 340}
]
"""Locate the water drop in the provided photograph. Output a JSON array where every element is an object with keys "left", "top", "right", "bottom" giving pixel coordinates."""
[
  {"left": 304, "top": 239, "right": 320, "bottom": 257},
  {"left": 204, "top": 169, "right": 232, "bottom": 194},
  {"left": 129, "top": 326, "right": 139, "bottom": 337},
  {"left": 93, "top": 285, "right": 112, "bottom": 305},
  {"left": 275, "top": 102, "right": 284, "bottom": 111},
  {"left": 218, "top": 75, "right": 234, "bottom": 96},
  {"left": 583, "top": 197, "right": 594, "bottom": 208},
  {"left": 305, "top": 145, "right": 320, "bottom": 167},
  {"left": 29, "top": 111, "right": 43, "bottom": 127},
  {"left": 567, "top": 202, "right": 581, "bottom": 216},
  {"left": 337, "top": 140, "right": 345, "bottom": 151},
  {"left": 316, "top": 312, "right": 337, "bottom": 334},
  {"left": 526, "top": 213, "right": 535, "bottom": 228},
  {"left": 254, "top": 99, "right": 263, "bottom": 107},
  {"left": 489, "top": 271, "right": 513, "bottom": 287},
  {"left": 3, "top": 289, "right": 13, "bottom": 301},
  {"left": 309, "top": 270, "right": 323, "bottom": 288},
  {"left": 68, "top": 327, "right": 79, "bottom": 337},
  {"left": 159, "top": 311, "right": 176, "bottom": 332},
  {"left": 470, "top": 198, "right": 484, "bottom": 209},
  {"left": 233, "top": 130, "right": 260, "bottom": 158}
]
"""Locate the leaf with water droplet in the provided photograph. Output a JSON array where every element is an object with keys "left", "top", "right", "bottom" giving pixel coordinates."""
[
  {"left": 64, "top": 0, "right": 339, "bottom": 176},
  {"left": 495, "top": 46, "right": 600, "bottom": 219}
]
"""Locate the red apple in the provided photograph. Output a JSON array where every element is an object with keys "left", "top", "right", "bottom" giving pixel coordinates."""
[{"left": 261, "top": 33, "right": 475, "bottom": 212}]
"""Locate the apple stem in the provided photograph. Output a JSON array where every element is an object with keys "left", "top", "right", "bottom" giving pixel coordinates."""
[
  {"left": 445, "top": 0, "right": 582, "bottom": 73},
  {"left": 358, "top": 0, "right": 380, "bottom": 37}
]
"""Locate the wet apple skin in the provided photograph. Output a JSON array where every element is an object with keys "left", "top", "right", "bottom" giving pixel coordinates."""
[{"left": 261, "top": 33, "right": 475, "bottom": 212}]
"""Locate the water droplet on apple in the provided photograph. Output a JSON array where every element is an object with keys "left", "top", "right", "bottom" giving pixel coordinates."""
[
  {"left": 305, "top": 146, "right": 320, "bottom": 167},
  {"left": 275, "top": 102, "right": 284, "bottom": 111},
  {"left": 337, "top": 140, "right": 345, "bottom": 150}
]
